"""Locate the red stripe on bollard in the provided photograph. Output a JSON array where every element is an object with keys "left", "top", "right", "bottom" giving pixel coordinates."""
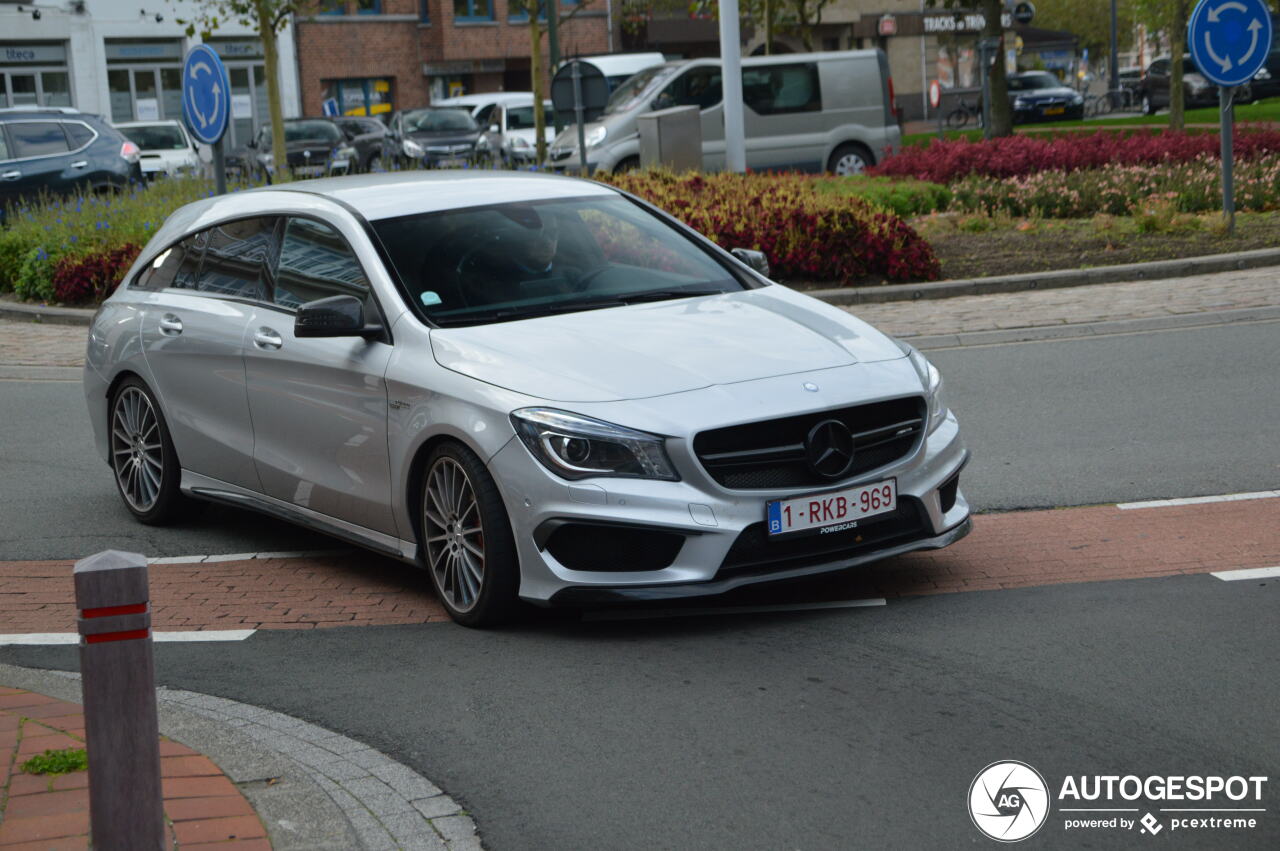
[
  {"left": 85, "top": 628, "right": 151, "bottom": 644},
  {"left": 82, "top": 603, "right": 148, "bottom": 618}
]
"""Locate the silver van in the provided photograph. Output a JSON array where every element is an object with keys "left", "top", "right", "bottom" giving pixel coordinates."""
[{"left": 548, "top": 50, "right": 899, "bottom": 175}]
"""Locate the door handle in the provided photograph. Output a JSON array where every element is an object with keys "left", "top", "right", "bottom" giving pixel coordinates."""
[
  {"left": 1, "top": 170, "right": 19, "bottom": 181},
  {"left": 158, "top": 314, "right": 183, "bottom": 335},
  {"left": 253, "top": 328, "right": 283, "bottom": 350},
  {"left": 70, "top": 160, "right": 88, "bottom": 169}
]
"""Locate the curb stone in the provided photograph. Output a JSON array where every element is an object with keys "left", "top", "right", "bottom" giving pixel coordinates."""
[
  {"left": 0, "top": 662, "right": 481, "bottom": 851},
  {"left": 5, "top": 247, "right": 1280, "bottom": 324}
]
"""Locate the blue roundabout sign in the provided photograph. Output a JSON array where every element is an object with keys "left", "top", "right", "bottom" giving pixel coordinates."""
[
  {"left": 181, "top": 44, "right": 231, "bottom": 146},
  {"left": 1188, "top": 0, "right": 1274, "bottom": 88}
]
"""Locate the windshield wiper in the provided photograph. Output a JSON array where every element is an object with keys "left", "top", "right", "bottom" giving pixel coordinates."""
[
  {"left": 430, "top": 298, "right": 629, "bottom": 327},
  {"left": 617, "top": 287, "right": 729, "bottom": 304}
]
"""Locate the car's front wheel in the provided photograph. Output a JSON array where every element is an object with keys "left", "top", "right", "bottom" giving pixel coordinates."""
[
  {"left": 109, "top": 377, "right": 191, "bottom": 525},
  {"left": 419, "top": 442, "right": 520, "bottom": 627}
]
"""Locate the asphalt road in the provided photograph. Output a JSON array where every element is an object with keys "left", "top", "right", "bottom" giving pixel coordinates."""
[
  {"left": 5, "top": 573, "right": 1277, "bottom": 849},
  {"left": 1, "top": 320, "right": 1278, "bottom": 561}
]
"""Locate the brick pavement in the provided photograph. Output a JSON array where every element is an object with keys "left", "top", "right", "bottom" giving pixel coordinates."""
[
  {"left": 0, "top": 687, "right": 267, "bottom": 849},
  {"left": 0, "top": 498, "right": 1275, "bottom": 633},
  {"left": 0, "top": 322, "right": 84, "bottom": 369}
]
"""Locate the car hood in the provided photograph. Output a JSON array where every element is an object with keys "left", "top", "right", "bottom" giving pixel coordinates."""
[
  {"left": 429, "top": 287, "right": 906, "bottom": 403},
  {"left": 1011, "top": 87, "right": 1077, "bottom": 100},
  {"left": 407, "top": 130, "right": 480, "bottom": 145}
]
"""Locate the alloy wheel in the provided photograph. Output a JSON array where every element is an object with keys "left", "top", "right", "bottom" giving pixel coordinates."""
[
  {"left": 833, "top": 152, "right": 867, "bottom": 176},
  {"left": 111, "top": 387, "right": 165, "bottom": 512},
  {"left": 423, "top": 457, "right": 486, "bottom": 613}
]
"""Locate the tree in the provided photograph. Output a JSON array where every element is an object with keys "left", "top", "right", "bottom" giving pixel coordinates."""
[
  {"left": 929, "top": 0, "right": 1014, "bottom": 137},
  {"left": 1133, "top": 0, "right": 1191, "bottom": 129},
  {"left": 509, "top": 0, "right": 602, "bottom": 165},
  {"left": 179, "top": 0, "right": 297, "bottom": 180},
  {"left": 1036, "top": 0, "right": 1137, "bottom": 56}
]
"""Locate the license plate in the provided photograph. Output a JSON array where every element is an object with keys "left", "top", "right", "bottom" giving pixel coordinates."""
[
  {"left": 330, "top": 158, "right": 350, "bottom": 170},
  {"left": 437, "top": 157, "right": 467, "bottom": 168},
  {"left": 1044, "top": 106, "right": 1066, "bottom": 115},
  {"left": 295, "top": 165, "right": 325, "bottom": 177},
  {"left": 766, "top": 479, "right": 897, "bottom": 537}
]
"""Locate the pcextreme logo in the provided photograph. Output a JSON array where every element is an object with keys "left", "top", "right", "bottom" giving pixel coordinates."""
[{"left": 968, "top": 761, "right": 1051, "bottom": 842}]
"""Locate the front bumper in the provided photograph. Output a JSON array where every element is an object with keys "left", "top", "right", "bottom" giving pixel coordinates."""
[{"left": 488, "top": 409, "right": 972, "bottom": 605}]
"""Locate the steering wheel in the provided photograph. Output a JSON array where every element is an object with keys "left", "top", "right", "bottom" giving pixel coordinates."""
[{"left": 569, "top": 263, "right": 612, "bottom": 293}]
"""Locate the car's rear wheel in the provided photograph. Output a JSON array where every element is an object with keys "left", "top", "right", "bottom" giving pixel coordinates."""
[
  {"left": 420, "top": 442, "right": 519, "bottom": 627},
  {"left": 1141, "top": 93, "right": 1155, "bottom": 115},
  {"left": 109, "top": 377, "right": 190, "bottom": 525},
  {"left": 827, "top": 142, "right": 874, "bottom": 176}
]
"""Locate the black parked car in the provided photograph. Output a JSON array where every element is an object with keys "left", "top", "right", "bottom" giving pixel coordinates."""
[
  {"left": 238, "top": 117, "right": 361, "bottom": 181},
  {"left": 334, "top": 115, "right": 389, "bottom": 172},
  {"left": 1135, "top": 55, "right": 1263, "bottom": 114},
  {"left": 382, "top": 108, "right": 482, "bottom": 169},
  {"left": 0, "top": 107, "right": 142, "bottom": 218},
  {"left": 1006, "top": 72, "right": 1085, "bottom": 123}
]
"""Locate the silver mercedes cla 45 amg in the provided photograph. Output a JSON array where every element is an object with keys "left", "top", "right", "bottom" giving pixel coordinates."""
[{"left": 84, "top": 172, "right": 970, "bottom": 626}]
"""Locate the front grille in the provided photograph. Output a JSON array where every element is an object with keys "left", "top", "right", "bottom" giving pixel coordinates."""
[
  {"left": 718, "top": 498, "right": 928, "bottom": 578},
  {"left": 544, "top": 522, "right": 685, "bottom": 572},
  {"left": 692, "top": 397, "right": 925, "bottom": 490}
]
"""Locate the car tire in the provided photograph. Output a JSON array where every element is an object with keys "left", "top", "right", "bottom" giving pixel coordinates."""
[
  {"left": 613, "top": 156, "right": 640, "bottom": 173},
  {"left": 418, "top": 442, "right": 520, "bottom": 628},
  {"left": 826, "top": 142, "right": 874, "bottom": 176},
  {"left": 109, "top": 376, "right": 195, "bottom": 526},
  {"left": 1142, "top": 93, "right": 1155, "bottom": 115}
]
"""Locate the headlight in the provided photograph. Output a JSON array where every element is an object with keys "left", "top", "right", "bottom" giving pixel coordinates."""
[
  {"left": 903, "top": 345, "right": 947, "bottom": 434},
  {"left": 584, "top": 125, "right": 607, "bottom": 148},
  {"left": 1070, "top": 93, "right": 1084, "bottom": 104},
  {"left": 511, "top": 408, "right": 679, "bottom": 481},
  {"left": 1014, "top": 97, "right": 1029, "bottom": 109},
  {"left": 511, "top": 136, "right": 531, "bottom": 149},
  {"left": 403, "top": 138, "right": 425, "bottom": 158}
]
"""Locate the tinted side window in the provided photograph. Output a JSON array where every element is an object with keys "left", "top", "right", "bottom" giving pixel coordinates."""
[
  {"left": 273, "top": 217, "right": 370, "bottom": 310},
  {"left": 198, "top": 218, "right": 279, "bottom": 301},
  {"left": 8, "top": 122, "right": 71, "bottom": 158},
  {"left": 63, "top": 122, "right": 95, "bottom": 149},
  {"left": 0, "top": 131, "right": 9, "bottom": 161},
  {"left": 655, "top": 68, "right": 723, "bottom": 111},
  {"left": 136, "top": 232, "right": 205, "bottom": 290},
  {"left": 742, "top": 64, "right": 821, "bottom": 115}
]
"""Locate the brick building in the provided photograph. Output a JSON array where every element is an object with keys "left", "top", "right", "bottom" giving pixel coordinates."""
[{"left": 294, "top": 0, "right": 610, "bottom": 117}]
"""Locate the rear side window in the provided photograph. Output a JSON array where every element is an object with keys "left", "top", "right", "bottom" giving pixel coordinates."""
[
  {"left": 742, "top": 64, "right": 821, "bottom": 115},
  {"left": 272, "top": 217, "right": 370, "bottom": 310},
  {"left": 8, "top": 122, "right": 71, "bottom": 158},
  {"left": 133, "top": 232, "right": 205, "bottom": 291},
  {"left": 198, "top": 217, "right": 280, "bottom": 301},
  {"left": 62, "top": 121, "right": 95, "bottom": 150}
]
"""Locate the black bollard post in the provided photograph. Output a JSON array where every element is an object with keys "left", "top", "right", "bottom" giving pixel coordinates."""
[{"left": 74, "top": 550, "right": 166, "bottom": 851}]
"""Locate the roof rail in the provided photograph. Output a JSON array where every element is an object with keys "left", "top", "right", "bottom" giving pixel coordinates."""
[{"left": 0, "top": 106, "right": 81, "bottom": 114}]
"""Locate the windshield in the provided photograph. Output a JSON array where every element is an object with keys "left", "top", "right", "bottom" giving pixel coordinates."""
[
  {"left": 404, "top": 109, "right": 478, "bottom": 133},
  {"left": 1008, "top": 73, "right": 1063, "bottom": 91},
  {"left": 506, "top": 103, "right": 551, "bottom": 131},
  {"left": 281, "top": 120, "right": 343, "bottom": 143},
  {"left": 604, "top": 65, "right": 677, "bottom": 115},
  {"left": 119, "top": 124, "right": 188, "bottom": 150},
  {"left": 372, "top": 195, "right": 745, "bottom": 327}
]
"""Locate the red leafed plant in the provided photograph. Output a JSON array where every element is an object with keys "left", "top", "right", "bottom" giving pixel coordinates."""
[
  {"left": 51, "top": 243, "right": 141, "bottom": 305},
  {"left": 598, "top": 170, "right": 940, "bottom": 283},
  {"left": 872, "top": 129, "right": 1280, "bottom": 184}
]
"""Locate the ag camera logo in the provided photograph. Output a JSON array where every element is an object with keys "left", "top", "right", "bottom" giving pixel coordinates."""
[{"left": 969, "top": 761, "right": 1051, "bottom": 842}]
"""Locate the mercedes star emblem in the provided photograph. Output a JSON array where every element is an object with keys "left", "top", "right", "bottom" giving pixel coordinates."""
[{"left": 805, "top": 419, "right": 856, "bottom": 479}]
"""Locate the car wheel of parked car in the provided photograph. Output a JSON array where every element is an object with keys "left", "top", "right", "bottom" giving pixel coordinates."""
[
  {"left": 109, "top": 377, "right": 192, "bottom": 525},
  {"left": 420, "top": 442, "right": 520, "bottom": 627},
  {"left": 1237, "top": 83, "right": 1254, "bottom": 104},
  {"left": 613, "top": 156, "right": 640, "bottom": 173},
  {"left": 827, "top": 143, "right": 874, "bottom": 176},
  {"left": 1142, "top": 93, "right": 1155, "bottom": 115}
]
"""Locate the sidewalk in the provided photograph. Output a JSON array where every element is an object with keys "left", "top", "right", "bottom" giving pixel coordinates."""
[{"left": 1, "top": 686, "right": 267, "bottom": 849}]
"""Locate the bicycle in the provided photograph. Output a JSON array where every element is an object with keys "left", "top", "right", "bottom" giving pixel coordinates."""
[{"left": 945, "top": 97, "right": 982, "bottom": 130}]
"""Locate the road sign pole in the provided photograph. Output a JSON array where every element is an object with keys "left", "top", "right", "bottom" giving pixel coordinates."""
[
  {"left": 1220, "top": 85, "right": 1234, "bottom": 235},
  {"left": 213, "top": 139, "right": 226, "bottom": 195}
]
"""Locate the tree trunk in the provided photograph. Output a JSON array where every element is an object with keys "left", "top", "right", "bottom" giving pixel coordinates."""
[
  {"left": 257, "top": 1, "right": 288, "bottom": 182},
  {"left": 764, "top": 0, "right": 772, "bottom": 55},
  {"left": 982, "top": 0, "right": 1013, "bottom": 137},
  {"left": 530, "top": 10, "right": 546, "bottom": 165},
  {"left": 1169, "top": 0, "right": 1187, "bottom": 131}
]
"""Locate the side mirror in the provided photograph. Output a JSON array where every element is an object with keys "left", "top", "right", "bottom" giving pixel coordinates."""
[
  {"left": 294, "top": 295, "right": 381, "bottom": 339},
  {"left": 730, "top": 248, "right": 770, "bottom": 278},
  {"left": 489, "top": 123, "right": 501, "bottom": 133}
]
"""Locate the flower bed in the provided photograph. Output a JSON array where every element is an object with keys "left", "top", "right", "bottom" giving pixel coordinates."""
[
  {"left": 873, "top": 129, "right": 1280, "bottom": 184},
  {"left": 598, "top": 170, "right": 940, "bottom": 283}
]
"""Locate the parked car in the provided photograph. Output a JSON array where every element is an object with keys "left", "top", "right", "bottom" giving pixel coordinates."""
[
  {"left": 570, "top": 52, "right": 667, "bottom": 93},
  {"left": 432, "top": 91, "right": 536, "bottom": 134},
  {"left": 241, "top": 117, "right": 360, "bottom": 180},
  {"left": 1249, "top": 50, "right": 1280, "bottom": 101},
  {"left": 114, "top": 120, "right": 202, "bottom": 180},
  {"left": 83, "top": 171, "right": 970, "bottom": 627},
  {"left": 1137, "top": 55, "right": 1258, "bottom": 114},
  {"left": 475, "top": 97, "right": 555, "bottom": 166},
  {"left": 549, "top": 50, "right": 900, "bottom": 175},
  {"left": 1005, "top": 71, "right": 1085, "bottom": 123},
  {"left": 333, "top": 115, "right": 390, "bottom": 172},
  {"left": 0, "top": 107, "right": 141, "bottom": 216},
  {"left": 382, "top": 108, "right": 482, "bottom": 168}
]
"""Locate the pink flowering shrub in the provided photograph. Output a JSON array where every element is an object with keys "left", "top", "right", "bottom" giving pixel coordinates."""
[
  {"left": 873, "top": 129, "right": 1280, "bottom": 184},
  {"left": 598, "top": 170, "right": 940, "bottom": 283}
]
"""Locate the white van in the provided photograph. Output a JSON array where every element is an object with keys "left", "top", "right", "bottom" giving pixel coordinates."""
[
  {"left": 549, "top": 50, "right": 900, "bottom": 175},
  {"left": 570, "top": 52, "right": 667, "bottom": 92}
]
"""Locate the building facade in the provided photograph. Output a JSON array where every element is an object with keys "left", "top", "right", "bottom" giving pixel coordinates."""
[
  {"left": 293, "top": 0, "right": 611, "bottom": 117},
  {"left": 0, "top": 0, "right": 301, "bottom": 150}
]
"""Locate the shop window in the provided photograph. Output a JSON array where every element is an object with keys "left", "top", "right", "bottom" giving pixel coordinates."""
[
  {"left": 741, "top": 63, "right": 821, "bottom": 115},
  {"left": 454, "top": 0, "right": 494, "bottom": 22},
  {"left": 41, "top": 72, "right": 71, "bottom": 107}
]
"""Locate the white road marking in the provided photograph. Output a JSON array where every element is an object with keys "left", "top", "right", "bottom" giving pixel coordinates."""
[
  {"left": 0, "top": 630, "right": 256, "bottom": 646},
  {"left": 1211, "top": 566, "right": 1280, "bottom": 581},
  {"left": 200, "top": 552, "right": 259, "bottom": 563},
  {"left": 146, "top": 549, "right": 348, "bottom": 565},
  {"left": 1116, "top": 490, "right": 1280, "bottom": 510},
  {"left": 582, "top": 598, "right": 887, "bottom": 622},
  {"left": 148, "top": 555, "right": 205, "bottom": 564}
]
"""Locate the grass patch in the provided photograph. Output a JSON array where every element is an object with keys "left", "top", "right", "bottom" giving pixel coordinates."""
[
  {"left": 812, "top": 175, "right": 951, "bottom": 217},
  {"left": 21, "top": 747, "right": 88, "bottom": 776}
]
